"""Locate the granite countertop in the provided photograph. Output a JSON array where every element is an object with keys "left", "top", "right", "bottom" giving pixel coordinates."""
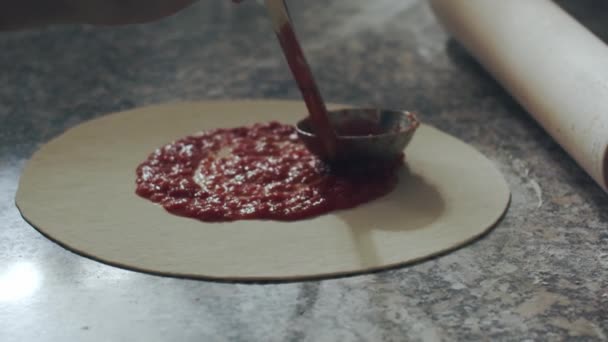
[{"left": 1, "top": 0, "right": 607, "bottom": 341}]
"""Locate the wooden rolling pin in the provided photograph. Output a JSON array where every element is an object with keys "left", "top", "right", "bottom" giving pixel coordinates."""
[{"left": 430, "top": 0, "right": 608, "bottom": 192}]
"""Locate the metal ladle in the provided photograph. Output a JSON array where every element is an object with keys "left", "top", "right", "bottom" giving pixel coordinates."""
[{"left": 264, "top": 0, "right": 420, "bottom": 163}]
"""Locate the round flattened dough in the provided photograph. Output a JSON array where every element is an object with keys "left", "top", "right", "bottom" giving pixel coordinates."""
[{"left": 16, "top": 100, "right": 510, "bottom": 281}]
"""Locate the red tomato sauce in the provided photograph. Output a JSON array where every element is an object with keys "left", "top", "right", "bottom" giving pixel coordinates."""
[{"left": 135, "top": 122, "right": 402, "bottom": 222}]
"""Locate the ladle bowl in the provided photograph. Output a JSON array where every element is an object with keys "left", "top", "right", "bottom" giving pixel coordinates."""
[{"left": 296, "top": 108, "right": 420, "bottom": 163}]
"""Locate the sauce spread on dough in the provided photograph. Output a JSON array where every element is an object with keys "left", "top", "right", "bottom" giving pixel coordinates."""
[{"left": 135, "top": 122, "right": 402, "bottom": 222}]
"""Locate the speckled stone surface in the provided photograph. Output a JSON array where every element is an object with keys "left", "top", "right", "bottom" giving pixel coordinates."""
[{"left": 1, "top": 0, "right": 607, "bottom": 341}]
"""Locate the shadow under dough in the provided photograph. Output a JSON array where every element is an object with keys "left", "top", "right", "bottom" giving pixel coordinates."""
[{"left": 336, "top": 166, "right": 446, "bottom": 268}]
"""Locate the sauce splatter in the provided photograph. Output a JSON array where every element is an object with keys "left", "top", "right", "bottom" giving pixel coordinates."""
[{"left": 135, "top": 122, "right": 402, "bottom": 222}]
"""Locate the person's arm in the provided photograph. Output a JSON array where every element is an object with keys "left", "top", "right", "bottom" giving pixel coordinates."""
[{"left": 0, "top": 0, "right": 242, "bottom": 31}]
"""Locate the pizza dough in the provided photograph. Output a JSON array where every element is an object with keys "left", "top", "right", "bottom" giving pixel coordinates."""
[{"left": 16, "top": 100, "right": 510, "bottom": 281}]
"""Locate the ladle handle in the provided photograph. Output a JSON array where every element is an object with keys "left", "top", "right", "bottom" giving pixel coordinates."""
[
  {"left": 265, "top": 0, "right": 291, "bottom": 31},
  {"left": 264, "top": 0, "right": 337, "bottom": 159}
]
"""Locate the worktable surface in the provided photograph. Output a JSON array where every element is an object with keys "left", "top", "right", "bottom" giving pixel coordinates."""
[{"left": 1, "top": 1, "right": 606, "bottom": 340}]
